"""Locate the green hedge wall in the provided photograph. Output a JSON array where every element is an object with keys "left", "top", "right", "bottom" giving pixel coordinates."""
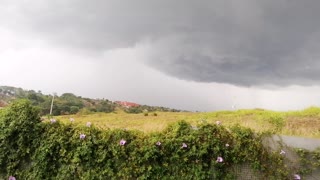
[{"left": 0, "top": 100, "right": 291, "bottom": 179}]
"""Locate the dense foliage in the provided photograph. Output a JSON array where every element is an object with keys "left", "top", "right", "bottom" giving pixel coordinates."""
[
  {"left": 0, "top": 100, "right": 300, "bottom": 179},
  {"left": 0, "top": 86, "right": 116, "bottom": 115},
  {"left": 294, "top": 148, "right": 320, "bottom": 175},
  {"left": 124, "top": 105, "right": 181, "bottom": 114},
  {"left": 0, "top": 86, "right": 181, "bottom": 116}
]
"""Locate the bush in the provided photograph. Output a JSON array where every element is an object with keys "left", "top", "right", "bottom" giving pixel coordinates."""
[
  {"left": 0, "top": 100, "right": 41, "bottom": 177},
  {"left": 262, "top": 112, "right": 285, "bottom": 133},
  {"left": 0, "top": 101, "right": 293, "bottom": 179},
  {"left": 125, "top": 107, "right": 143, "bottom": 114},
  {"left": 70, "top": 106, "right": 80, "bottom": 114},
  {"left": 77, "top": 108, "right": 93, "bottom": 115}
]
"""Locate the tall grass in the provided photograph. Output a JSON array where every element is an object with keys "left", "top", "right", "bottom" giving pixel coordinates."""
[{"left": 54, "top": 108, "right": 320, "bottom": 138}]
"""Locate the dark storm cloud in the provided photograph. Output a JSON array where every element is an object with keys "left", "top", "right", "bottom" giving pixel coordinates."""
[
  {"left": 1, "top": 0, "right": 205, "bottom": 50},
  {"left": 2, "top": 0, "right": 320, "bottom": 86}
]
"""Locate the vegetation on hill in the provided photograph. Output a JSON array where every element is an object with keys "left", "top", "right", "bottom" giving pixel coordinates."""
[
  {"left": 0, "top": 86, "right": 181, "bottom": 116},
  {"left": 124, "top": 105, "right": 181, "bottom": 114}
]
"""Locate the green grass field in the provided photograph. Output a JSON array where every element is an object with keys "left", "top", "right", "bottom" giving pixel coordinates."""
[{"left": 53, "top": 107, "right": 320, "bottom": 138}]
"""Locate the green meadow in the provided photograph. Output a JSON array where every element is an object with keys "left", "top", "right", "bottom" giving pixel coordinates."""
[{"left": 54, "top": 107, "right": 320, "bottom": 138}]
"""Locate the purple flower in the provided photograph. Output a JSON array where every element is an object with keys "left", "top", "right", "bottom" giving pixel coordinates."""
[
  {"left": 225, "top": 143, "right": 230, "bottom": 147},
  {"left": 86, "top": 122, "right": 92, "bottom": 127},
  {"left": 182, "top": 143, "right": 187, "bottom": 148},
  {"left": 216, "top": 156, "right": 223, "bottom": 163},
  {"left": 216, "top": 121, "right": 221, "bottom": 125},
  {"left": 8, "top": 176, "right": 16, "bottom": 180},
  {"left": 280, "top": 149, "right": 286, "bottom": 155},
  {"left": 70, "top": 118, "right": 74, "bottom": 122},
  {"left": 293, "top": 174, "right": 301, "bottom": 180},
  {"left": 156, "top": 141, "right": 161, "bottom": 146},
  {"left": 80, "top": 134, "right": 86, "bottom": 139},
  {"left": 120, "top": 139, "right": 126, "bottom": 146},
  {"left": 50, "top": 119, "right": 56, "bottom": 123}
]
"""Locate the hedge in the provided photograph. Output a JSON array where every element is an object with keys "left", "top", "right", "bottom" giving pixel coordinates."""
[{"left": 0, "top": 100, "right": 291, "bottom": 179}]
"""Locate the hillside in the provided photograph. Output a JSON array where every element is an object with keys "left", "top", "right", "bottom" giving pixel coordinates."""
[{"left": 0, "top": 86, "right": 182, "bottom": 115}]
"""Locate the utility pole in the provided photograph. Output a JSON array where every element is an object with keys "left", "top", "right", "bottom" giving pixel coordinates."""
[{"left": 50, "top": 93, "right": 56, "bottom": 115}]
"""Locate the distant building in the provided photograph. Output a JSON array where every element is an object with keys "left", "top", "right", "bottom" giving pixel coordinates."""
[
  {"left": 115, "top": 101, "right": 140, "bottom": 108},
  {"left": 0, "top": 100, "right": 8, "bottom": 108}
]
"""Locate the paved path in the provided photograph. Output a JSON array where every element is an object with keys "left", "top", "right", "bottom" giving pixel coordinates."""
[{"left": 272, "top": 135, "right": 320, "bottom": 151}]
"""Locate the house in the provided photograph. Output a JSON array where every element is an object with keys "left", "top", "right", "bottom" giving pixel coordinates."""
[{"left": 115, "top": 101, "right": 140, "bottom": 108}]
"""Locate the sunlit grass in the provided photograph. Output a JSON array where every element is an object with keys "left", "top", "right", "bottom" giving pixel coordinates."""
[{"left": 53, "top": 108, "right": 320, "bottom": 138}]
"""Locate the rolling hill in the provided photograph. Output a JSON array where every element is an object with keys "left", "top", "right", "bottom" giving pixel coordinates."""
[{"left": 0, "top": 85, "right": 182, "bottom": 115}]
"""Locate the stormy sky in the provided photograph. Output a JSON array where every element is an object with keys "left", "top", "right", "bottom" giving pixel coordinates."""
[{"left": 1, "top": 0, "right": 320, "bottom": 111}]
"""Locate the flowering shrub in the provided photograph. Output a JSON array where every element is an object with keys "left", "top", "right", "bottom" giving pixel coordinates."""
[
  {"left": 0, "top": 100, "right": 42, "bottom": 178},
  {"left": 0, "top": 100, "right": 305, "bottom": 179}
]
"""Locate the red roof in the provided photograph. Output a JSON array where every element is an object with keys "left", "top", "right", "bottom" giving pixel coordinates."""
[{"left": 115, "top": 101, "right": 140, "bottom": 108}]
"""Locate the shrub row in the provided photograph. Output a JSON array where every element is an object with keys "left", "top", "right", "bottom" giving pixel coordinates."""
[{"left": 0, "top": 100, "right": 291, "bottom": 179}]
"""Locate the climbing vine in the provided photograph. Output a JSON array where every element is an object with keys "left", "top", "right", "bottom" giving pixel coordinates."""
[{"left": 0, "top": 100, "right": 308, "bottom": 179}]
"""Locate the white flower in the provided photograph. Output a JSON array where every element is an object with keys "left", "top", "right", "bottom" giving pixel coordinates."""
[
  {"left": 216, "top": 157, "right": 223, "bottom": 163},
  {"left": 182, "top": 143, "right": 187, "bottom": 148},
  {"left": 293, "top": 174, "right": 301, "bottom": 180},
  {"left": 80, "top": 134, "right": 86, "bottom": 139},
  {"left": 191, "top": 126, "right": 199, "bottom": 130},
  {"left": 120, "top": 139, "right": 126, "bottom": 145},
  {"left": 86, "top": 122, "right": 92, "bottom": 127}
]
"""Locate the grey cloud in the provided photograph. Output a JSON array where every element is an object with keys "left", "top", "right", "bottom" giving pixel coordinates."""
[
  {"left": 1, "top": 0, "right": 206, "bottom": 50},
  {"left": 2, "top": 0, "right": 320, "bottom": 86}
]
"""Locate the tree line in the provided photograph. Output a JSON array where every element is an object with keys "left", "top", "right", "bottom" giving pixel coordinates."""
[{"left": 0, "top": 86, "right": 182, "bottom": 116}]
